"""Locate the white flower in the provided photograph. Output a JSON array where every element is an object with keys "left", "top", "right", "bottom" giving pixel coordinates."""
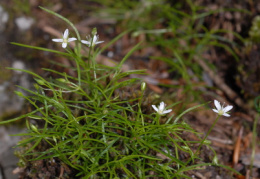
[
  {"left": 81, "top": 34, "right": 104, "bottom": 47},
  {"left": 52, "top": 29, "right": 77, "bottom": 48},
  {"left": 212, "top": 100, "right": 233, "bottom": 117},
  {"left": 152, "top": 102, "right": 172, "bottom": 115}
]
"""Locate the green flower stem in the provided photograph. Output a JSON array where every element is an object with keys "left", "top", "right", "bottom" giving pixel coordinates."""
[
  {"left": 86, "top": 45, "right": 93, "bottom": 82},
  {"left": 195, "top": 115, "right": 221, "bottom": 156},
  {"left": 156, "top": 114, "right": 160, "bottom": 125},
  {"left": 89, "top": 46, "right": 98, "bottom": 83},
  {"left": 250, "top": 114, "right": 259, "bottom": 176},
  {"left": 138, "top": 92, "right": 145, "bottom": 130},
  {"left": 75, "top": 58, "right": 81, "bottom": 86}
]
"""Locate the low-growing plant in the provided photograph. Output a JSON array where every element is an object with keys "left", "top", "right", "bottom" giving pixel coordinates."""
[{"left": 1, "top": 7, "right": 239, "bottom": 178}]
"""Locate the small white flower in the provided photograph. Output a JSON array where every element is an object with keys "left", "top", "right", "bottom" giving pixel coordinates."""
[
  {"left": 152, "top": 102, "right": 172, "bottom": 115},
  {"left": 81, "top": 34, "right": 104, "bottom": 47},
  {"left": 52, "top": 29, "right": 77, "bottom": 48},
  {"left": 212, "top": 100, "right": 233, "bottom": 117}
]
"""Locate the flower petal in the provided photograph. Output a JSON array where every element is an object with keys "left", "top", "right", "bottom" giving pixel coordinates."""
[
  {"left": 96, "top": 41, "right": 104, "bottom": 44},
  {"left": 52, "top": 39, "right": 63, "bottom": 42},
  {"left": 223, "top": 105, "right": 233, "bottom": 113},
  {"left": 62, "top": 42, "right": 67, "bottom": 48},
  {"left": 212, "top": 109, "right": 219, "bottom": 114},
  {"left": 81, "top": 40, "right": 90, "bottom": 45},
  {"left": 162, "top": 109, "right": 172, "bottom": 114},
  {"left": 93, "top": 35, "right": 98, "bottom": 43},
  {"left": 223, "top": 113, "right": 230, "bottom": 117},
  {"left": 214, "top": 100, "right": 221, "bottom": 110},
  {"left": 68, "top": 38, "right": 77, "bottom": 42},
  {"left": 152, "top": 105, "right": 158, "bottom": 112},
  {"left": 159, "top": 102, "right": 165, "bottom": 111},
  {"left": 63, "top": 29, "right": 69, "bottom": 39}
]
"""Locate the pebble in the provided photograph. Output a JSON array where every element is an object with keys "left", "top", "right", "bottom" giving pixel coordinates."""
[
  {"left": 15, "top": 16, "right": 34, "bottom": 31},
  {"left": 12, "top": 60, "right": 26, "bottom": 74},
  {"left": 0, "top": 5, "right": 9, "bottom": 32},
  {"left": 0, "top": 126, "right": 25, "bottom": 179}
]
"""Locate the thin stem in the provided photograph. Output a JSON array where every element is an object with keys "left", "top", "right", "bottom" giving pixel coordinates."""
[
  {"left": 75, "top": 59, "right": 81, "bottom": 86},
  {"left": 250, "top": 114, "right": 259, "bottom": 176},
  {"left": 156, "top": 114, "right": 160, "bottom": 125},
  {"left": 195, "top": 115, "right": 221, "bottom": 155},
  {"left": 138, "top": 92, "right": 145, "bottom": 131},
  {"left": 180, "top": 115, "right": 221, "bottom": 171}
]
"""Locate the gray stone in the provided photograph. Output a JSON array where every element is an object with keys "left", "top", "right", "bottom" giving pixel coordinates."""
[
  {"left": 0, "top": 126, "right": 25, "bottom": 179},
  {"left": 15, "top": 16, "right": 34, "bottom": 31},
  {"left": 0, "top": 147, "right": 20, "bottom": 179},
  {"left": 0, "top": 60, "right": 29, "bottom": 120},
  {"left": 0, "top": 5, "right": 9, "bottom": 32}
]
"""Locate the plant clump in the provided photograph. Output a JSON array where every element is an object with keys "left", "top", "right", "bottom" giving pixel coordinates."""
[{"left": 1, "top": 7, "right": 238, "bottom": 179}]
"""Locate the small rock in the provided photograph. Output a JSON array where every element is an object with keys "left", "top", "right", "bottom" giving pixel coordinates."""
[
  {"left": 0, "top": 59, "right": 30, "bottom": 119},
  {"left": 12, "top": 60, "right": 26, "bottom": 74},
  {"left": 15, "top": 16, "right": 34, "bottom": 31},
  {"left": 0, "top": 5, "right": 9, "bottom": 32}
]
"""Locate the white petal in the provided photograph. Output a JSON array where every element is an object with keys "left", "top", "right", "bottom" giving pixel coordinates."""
[
  {"left": 223, "top": 105, "right": 233, "bottom": 113},
  {"left": 95, "top": 41, "right": 104, "bottom": 44},
  {"left": 63, "top": 29, "right": 69, "bottom": 39},
  {"left": 62, "top": 42, "right": 67, "bottom": 48},
  {"left": 159, "top": 102, "right": 165, "bottom": 111},
  {"left": 93, "top": 35, "right": 98, "bottom": 43},
  {"left": 162, "top": 109, "right": 172, "bottom": 114},
  {"left": 212, "top": 109, "right": 219, "bottom": 114},
  {"left": 214, "top": 100, "right": 221, "bottom": 110},
  {"left": 152, "top": 105, "right": 158, "bottom": 112},
  {"left": 81, "top": 40, "right": 90, "bottom": 45},
  {"left": 223, "top": 113, "right": 230, "bottom": 117},
  {"left": 68, "top": 38, "right": 77, "bottom": 42},
  {"left": 52, "top": 39, "right": 63, "bottom": 42}
]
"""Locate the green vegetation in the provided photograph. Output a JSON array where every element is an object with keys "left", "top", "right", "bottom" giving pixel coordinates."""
[
  {"left": 0, "top": 6, "right": 239, "bottom": 178},
  {"left": 93, "top": 0, "right": 245, "bottom": 101}
]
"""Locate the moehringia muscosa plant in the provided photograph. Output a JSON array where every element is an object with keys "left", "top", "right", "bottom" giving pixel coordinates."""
[
  {"left": 81, "top": 34, "right": 104, "bottom": 47},
  {"left": 52, "top": 29, "right": 104, "bottom": 49},
  {"left": 51, "top": 27, "right": 235, "bottom": 175},
  {"left": 1, "top": 6, "right": 239, "bottom": 177},
  {"left": 152, "top": 101, "right": 172, "bottom": 115},
  {"left": 191, "top": 100, "right": 233, "bottom": 165},
  {"left": 212, "top": 99, "right": 233, "bottom": 117},
  {"left": 52, "top": 29, "right": 77, "bottom": 48}
]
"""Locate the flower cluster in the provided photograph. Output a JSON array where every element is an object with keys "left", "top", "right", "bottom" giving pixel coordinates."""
[
  {"left": 52, "top": 29, "right": 104, "bottom": 48},
  {"left": 81, "top": 35, "right": 104, "bottom": 47},
  {"left": 152, "top": 100, "right": 233, "bottom": 117},
  {"left": 53, "top": 30, "right": 233, "bottom": 118}
]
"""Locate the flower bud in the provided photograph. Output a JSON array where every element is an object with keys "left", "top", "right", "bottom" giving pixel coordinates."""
[
  {"left": 141, "top": 82, "right": 146, "bottom": 91},
  {"left": 15, "top": 91, "right": 24, "bottom": 97},
  {"left": 57, "top": 78, "right": 66, "bottom": 83},
  {"left": 34, "top": 78, "right": 45, "bottom": 85},
  {"left": 212, "top": 155, "right": 219, "bottom": 165},
  {"left": 203, "top": 140, "right": 211, "bottom": 145},
  {"left": 30, "top": 124, "right": 38, "bottom": 133},
  {"left": 91, "top": 28, "right": 97, "bottom": 36},
  {"left": 182, "top": 146, "right": 190, "bottom": 151}
]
